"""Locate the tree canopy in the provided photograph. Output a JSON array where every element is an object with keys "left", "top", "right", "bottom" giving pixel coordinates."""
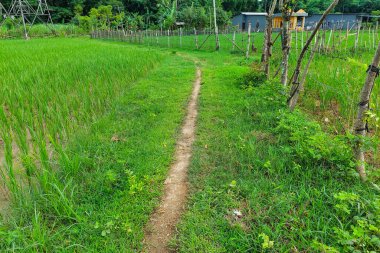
[{"left": 1, "top": 0, "right": 380, "bottom": 26}]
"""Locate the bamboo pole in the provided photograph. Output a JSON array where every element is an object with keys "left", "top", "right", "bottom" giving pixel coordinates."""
[
  {"left": 288, "top": 0, "right": 340, "bottom": 109},
  {"left": 355, "top": 19, "right": 361, "bottom": 51},
  {"left": 180, "top": 27, "right": 182, "bottom": 48},
  {"left": 232, "top": 30, "right": 236, "bottom": 50},
  {"left": 195, "top": 28, "right": 199, "bottom": 49}
]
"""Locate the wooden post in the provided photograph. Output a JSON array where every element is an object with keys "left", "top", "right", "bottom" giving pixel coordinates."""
[
  {"left": 246, "top": 23, "right": 252, "bottom": 59},
  {"left": 288, "top": 0, "right": 340, "bottom": 109},
  {"left": 213, "top": 0, "right": 220, "bottom": 50},
  {"left": 333, "top": 26, "right": 336, "bottom": 51},
  {"left": 373, "top": 27, "right": 376, "bottom": 49},
  {"left": 232, "top": 30, "right": 236, "bottom": 50},
  {"left": 194, "top": 28, "right": 199, "bottom": 49},
  {"left": 327, "top": 27, "right": 333, "bottom": 49},
  {"left": 168, "top": 30, "right": 170, "bottom": 48},
  {"left": 296, "top": 28, "right": 299, "bottom": 56},
  {"left": 368, "top": 26, "right": 371, "bottom": 50},
  {"left": 288, "top": 35, "right": 320, "bottom": 111},
  {"left": 355, "top": 18, "right": 362, "bottom": 51},
  {"left": 354, "top": 41, "right": 380, "bottom": 181},
  {"left": 180, "top": 27, "right": 183, "bottom": 48},
  {"left": 280, "top": 0, "right": 292, "bottom": 86}
]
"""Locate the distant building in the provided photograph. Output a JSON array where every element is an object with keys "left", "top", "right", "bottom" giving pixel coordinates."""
[
  {"left": 232, "top": 11, "right": 379, "bottom": 32},
  {"left": 305, "top": 14, "right": 378, "bottom": 30},
  {"left": 231, "top": 12, "right": 267, "bottom": 31},
  {"left": 232, "top": 10, "right": 308, "bottom": 31}
]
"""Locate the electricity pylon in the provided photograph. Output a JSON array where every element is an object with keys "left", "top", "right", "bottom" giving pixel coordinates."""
[
  {"left": 7, "top": 0, "right": 53, "bottom": 39},
  {"left": 0, "top": 3, "right": 7, "bottom": 18},
  {"left": 33, "top": 0, "right": 53, "bottom": 24}
]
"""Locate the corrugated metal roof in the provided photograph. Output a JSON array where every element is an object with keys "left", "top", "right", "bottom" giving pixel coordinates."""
[
  {"left": 274, "top": 12, "right": 308, "bottom": 17},
  {"left": 241, "top": 12, "right": 268, "bottom": 16}
]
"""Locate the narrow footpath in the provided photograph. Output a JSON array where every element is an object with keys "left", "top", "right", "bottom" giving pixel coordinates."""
[{"left": 143, "top": 66, "right": 202, "bottom": 253}]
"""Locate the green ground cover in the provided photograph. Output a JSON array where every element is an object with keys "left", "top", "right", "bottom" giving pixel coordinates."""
[
  {"left": 0, "top": 38, "right": 195, "bottom": 251},
  {"left": 0, "top": 35, "right": 379, "bottom": 252},
  {"left": 172, "top": 51, "right": 379, "bottom": 252}
]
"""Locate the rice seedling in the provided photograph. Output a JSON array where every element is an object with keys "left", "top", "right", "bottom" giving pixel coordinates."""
[{"left": 0, "top": 37, "right": 195, "bottom": 250}]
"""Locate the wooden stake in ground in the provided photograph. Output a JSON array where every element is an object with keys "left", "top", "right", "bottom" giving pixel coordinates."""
[
  {"left": 213, "top": 0, "right": 220, "bottom": 50},
  {"left": 353, "top": 41, "right": 380, "bottom": 181},
  {"left": 355, "top": 18, "right": 362, "bottom": 51},
  {"left": 194, "top": 28, "right": 199, "bottom": 49},
  {"left": 246, "top": 23, "right": 252, "bottom": 59},
  {"left": 288, "top": 36, "right": 320, "bottom": 111},
  {"left": 280, "top": 0, "right": 292, "bottom": 86},
  {"left": 180, "top": 27, "right": 183, "bottom": 48},
  {"left": 261, "top": 0, "right": 278, "bottom": 78},
  {"left": 232, "top": 30, "right": 236, "bottom": 50},
  {"left": 288, "top": 0, "right": 340, "bottom": 110}
]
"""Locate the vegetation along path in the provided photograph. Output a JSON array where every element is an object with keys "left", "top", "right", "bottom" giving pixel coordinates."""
[{"left": 144, "top": 65, "right": 202, "bottom": 252}]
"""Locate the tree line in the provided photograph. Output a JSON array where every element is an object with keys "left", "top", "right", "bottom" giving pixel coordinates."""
[{"left": 1, "top": 0, "right": 380, "bottom": 29}]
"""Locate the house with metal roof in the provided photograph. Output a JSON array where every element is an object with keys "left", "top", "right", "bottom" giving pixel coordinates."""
[
  {"left": 232, "top": 10, "right": 309, "bottom": 31},
  {"left": 232, "top": 12, "right": 267, "bottom": 31},
  {"left": 305, "top": 13, "right": 380, "bottom": 30},
  {"left": 232, "top": 10, "right": 379, "bottom": 32}
]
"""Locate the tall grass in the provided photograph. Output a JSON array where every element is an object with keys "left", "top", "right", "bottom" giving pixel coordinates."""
[
  {"left": 0, "top": 37, "right": 162, "bottom": 235},
  {"left": 0, "top": 37, "right": 198, "bottom": 251},
  {"left": 0, "top": 24, "right": 87, "bottom": 38}
]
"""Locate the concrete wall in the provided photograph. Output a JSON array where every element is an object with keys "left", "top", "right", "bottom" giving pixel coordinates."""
[
  {"left": 233, "top": 13, "right": 364, "bottom": 31},
  {"left": 232, "top": 14, "right": 244, "bottom": 29},
  {"left": 305, "top": 14, "right": 360, "bottom": 30}
]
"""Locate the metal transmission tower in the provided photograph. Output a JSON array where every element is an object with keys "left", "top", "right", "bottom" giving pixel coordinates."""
[
  {"left": 0, "top": 3, "right": 7, "bottom": 18},
  {"left": 33, "top": 0, "right": 53, "bottom": 24},
  {"left": 0, "top": 2, "right": 8, "bottom": 27},
  {"left": 8, "top": 0, "right": 53, "bottom": 39}
]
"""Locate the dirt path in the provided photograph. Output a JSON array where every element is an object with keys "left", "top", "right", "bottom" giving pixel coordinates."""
[{"left": 143, "top": 66, "right": 202, "bottom": 253}]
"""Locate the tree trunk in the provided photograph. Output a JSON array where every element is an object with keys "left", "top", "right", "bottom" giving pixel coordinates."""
[
  {"left": 288, "top": 36, "right": 320, "bottom": 111},
  {"left": 262, "top": 0, "right": 278, "bottom": 79},
  {"left": 287, "top": 0, "right": 340, "bottom": 110},
  {"left": 353, "top": 41, "right": 380, "bottom": 181}
]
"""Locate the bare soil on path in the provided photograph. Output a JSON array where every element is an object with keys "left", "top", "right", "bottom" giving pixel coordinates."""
[{"left": 143, "top": 66, "right": 202, "bottom": 253}]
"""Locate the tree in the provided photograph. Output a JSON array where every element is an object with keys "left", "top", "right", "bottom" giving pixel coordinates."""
[
  {"left": 353, "top": 41, "right": 380, "bottom": 181},
  {"left": 262, "top": 0, "right": 278, "bottom": 79},
  {"left": 288, "top": 0, "right": 340, "bottom": 111},
  {"left": 279, "top": 0, "right": 292, "bottom": 86},
  {"left": 179, "top": 5, "right": 208, "bottom": 29}
]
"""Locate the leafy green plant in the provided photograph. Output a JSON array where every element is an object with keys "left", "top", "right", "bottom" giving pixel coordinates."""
[
  {"left": 259, "top": 233, "right": 274, "bottom": 250},
  {"left": 275, "top": 112, "right": 355, "bottom": 169},
  {"left": 332, "top": 192, "right": 380, "bottom": 252},
  {"left": 239, "top": 69, "right": 267, "bottom": 90}
]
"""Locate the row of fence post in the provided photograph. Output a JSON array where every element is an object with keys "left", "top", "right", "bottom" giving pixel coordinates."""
[{"left": 91, "top": 22, "right": 380, "bottom": 55}]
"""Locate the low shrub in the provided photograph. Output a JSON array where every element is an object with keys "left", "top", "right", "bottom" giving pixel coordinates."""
[{"left": 275, "top": 111, "right": 354, "bottom": 169}]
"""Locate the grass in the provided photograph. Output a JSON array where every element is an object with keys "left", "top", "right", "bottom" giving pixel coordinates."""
[
  {"left": 97, "top": 28, "right": 263, "bottom": 53},
  {"left": 0, "top": 38, "right": 196, "bottom": 251},
  {"left": 172, "top": 51, "right": 379, "bottom": 252},
  {"left": 0, "top": 23, "right": 87, "bottom": 38},
  {"left": 0, "top": 29, "right": 379, "bottom": 252}
]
